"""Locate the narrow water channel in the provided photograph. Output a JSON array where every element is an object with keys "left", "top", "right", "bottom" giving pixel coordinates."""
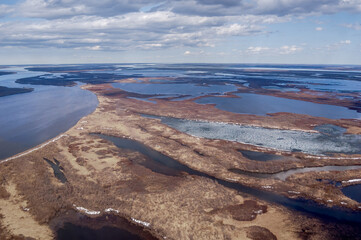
[
  {"left": 230, "top": 165, "right": 361, "bottom": 181},
  {"left": 238, "top": 150, "right": 283, "bottom": 161},
  {"left": 94, "top": 134, "right": 361, "bottom": 225}
]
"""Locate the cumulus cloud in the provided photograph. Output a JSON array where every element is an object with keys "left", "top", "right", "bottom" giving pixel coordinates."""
[
  {"left": 168, "top": 0, "right": 361, "bottom": 17},
  {"left": 0, "top": 9, "right": 286, "bottom": 50},
  {"left": 0, "top": 0, "right": 359, "bottom": 53},
  {"left": 7, "top": 0, "right": 360, "bottom": 20},
  {"left": 0, "top": 4, "right": 12, "bottom": 18},
  {"left": 16, "top": 0, "right": 157, "bottom": 19}
]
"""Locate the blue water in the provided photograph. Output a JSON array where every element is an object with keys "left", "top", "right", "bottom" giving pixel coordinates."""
[
  {"left": 112, "top": 82, "right": 237, "bottom": 100},
  {"left": 195, "top": 93, "right": 361, "bottom": 119},
  {"left": 0, "top": 68, "right": 98, "bottom": 160},
  {"left": 342, "top": 185, "right": 361, "bottom": 203}
]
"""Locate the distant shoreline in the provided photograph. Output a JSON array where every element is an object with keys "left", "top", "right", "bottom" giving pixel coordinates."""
[{"left": 0, "top": 86, "right": 34, "bottom": 97}]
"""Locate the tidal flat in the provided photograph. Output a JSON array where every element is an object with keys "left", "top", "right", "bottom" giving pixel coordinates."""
[{"left": 0, "top": 64, "right": 361, "bottom": 240}]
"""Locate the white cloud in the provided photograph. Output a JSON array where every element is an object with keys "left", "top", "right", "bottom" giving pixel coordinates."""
[
  {"left": 184, "top": 50, "right": 191, "bottom": 55},
  {"left": 325, "top": 39, "right": 352, "bottom": 50},
  {"left": 0, "top": 0, "right": 358, "bottom": 54},
  {"left": 279, "top": 45, "right": 303, "bottom": 54},
  {"left": 7, "top": 0, "right": 361, "bottom": 21},
  {"left": 340, "top": 40, "right": 351, "bottom": 44},
  {"left": 246, "top": 46, "right": 270, "bottom": 54},
  {"left": 343, "top": 23, "right": 361, "bottom": 30},
  {"left": 315, "top": 27, "right": 323, "bottom": 31},
  {"left": 245, "top": 45, "right": 303, "bottom": 55},
  {"left": 0, "top": 10, "right": 290, "bottom": 51},
  {"left": 0, "top": 4, "right": 12, "bottom": 18}
]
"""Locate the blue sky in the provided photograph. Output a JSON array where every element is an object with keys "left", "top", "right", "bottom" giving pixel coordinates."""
[{"left": 0, "top": 0, "right": 360, "bottom": 65}]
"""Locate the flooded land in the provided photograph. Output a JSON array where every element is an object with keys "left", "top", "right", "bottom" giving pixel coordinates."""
[{"left": 0, "top": 64, "right": 360, "bottom": 239}]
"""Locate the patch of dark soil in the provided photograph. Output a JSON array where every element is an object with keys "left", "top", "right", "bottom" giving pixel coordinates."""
[
  {"left": 211, "top": 200, "right": 267, "bottom": 221},
  {"left": 245, "top": 226, "right": 277, "bottom": 240}
]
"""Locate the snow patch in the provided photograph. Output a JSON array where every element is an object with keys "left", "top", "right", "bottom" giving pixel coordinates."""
[
  {"left": 131, "top": 217, "right": 150, "bottom": 227},
  {"left": 342, "top": 179, "right": 361, "bottom": 183},
  {"left": 288, "top": 191, "right": 300, "bottom": 194},
  {"left": 225, "top": 178, "right": 237, "bottom": 182},
  {"left": 105, "top": 208, "right": 119, "bottom": 213},
  {"left": 253, "top": 210, "right": 263, "bottom": 214},
  {"left": 73, "top": 204, "right": 101, "bottom": 215}
]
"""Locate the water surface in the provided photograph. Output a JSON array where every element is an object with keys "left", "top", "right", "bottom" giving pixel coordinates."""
[
  {"left": 238, "top": 150, "right": 283, "bottom": 161},
  {"left": 142, "top": 115, "right": 361, "bottom": 155},
  {"left": 195, "top": 93, "right": 361, "bottom": 119},
  {"left": 112, "top": 82, "right": 237, "bottom": 100},
  {"left": 230, "top": 165, "right": 361, "bottom": 181},
  {"left": 57, "top": 223, "right": 144, "bottom": 240},
  {"left": 93, "top": 134, "right": 203, "bottom": 177},
  {"left": 0, "top": 68, "right": 98, "bottom": 160},
  {"left": 342, "top": 185, "right": 361, "bottom": 203}
]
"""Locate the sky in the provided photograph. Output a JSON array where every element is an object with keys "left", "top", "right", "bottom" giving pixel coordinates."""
[{"left": 0, "top": 0, "right": 360, "bottom": 65}]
